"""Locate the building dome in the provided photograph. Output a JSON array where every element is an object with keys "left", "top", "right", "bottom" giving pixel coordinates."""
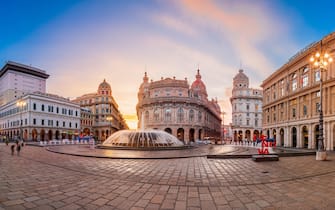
[
  {"left": 98, "top": 79, "right": 112, "bottom": 95},
  {"left": 191, "top": 69, "right": 207, "bottom": 98},
  {"left": 233, "top": 69, "right": 249, "bottom": 89}
]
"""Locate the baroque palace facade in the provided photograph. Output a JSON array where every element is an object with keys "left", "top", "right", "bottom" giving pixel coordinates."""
[
  {"left": 72, "top": 79, "right": 128, "bottom": 141},
  {"left": 262, "top": 32, "right": 335, "bottom": 150},
  {"left": 136, "top": 70, "right": 222, "bottom": 144},
  {"left": 231, "top": 69, "right": 263, "bottom": 142}
]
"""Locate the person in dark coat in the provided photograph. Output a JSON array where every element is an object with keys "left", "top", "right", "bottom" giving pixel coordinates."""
[
  {"left": 11, "top": 144, "right": 15, "bottom": 155},
  {"left": 16, "top": 144, "right": 21, "bottom": 156}
]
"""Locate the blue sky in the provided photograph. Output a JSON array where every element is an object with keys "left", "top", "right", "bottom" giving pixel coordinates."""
[{"left": 1, "top": 0, "right": 335, "bottom": 127}]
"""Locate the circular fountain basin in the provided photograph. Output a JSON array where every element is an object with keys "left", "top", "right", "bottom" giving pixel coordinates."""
[{"left": 98, "top": 130, "right": 189, "bottom": 150}]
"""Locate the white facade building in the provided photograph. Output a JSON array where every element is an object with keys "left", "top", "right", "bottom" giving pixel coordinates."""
[
  {"left": 0, "top": 92, "right": 81, "bottom": 141},
  {"left": 0, "top": 61, "right": 49, "bottom": 106},
  {"left": 230, "top": 69, "right": 263, "bottom": 142}
]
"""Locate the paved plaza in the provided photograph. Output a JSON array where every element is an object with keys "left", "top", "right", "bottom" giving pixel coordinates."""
[{"left": 1, "top": 144, "right": 335, "bottom": 209}]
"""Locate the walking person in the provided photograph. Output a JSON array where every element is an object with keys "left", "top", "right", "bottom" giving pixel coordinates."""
[
  {"left": 11, "top": 144, "right": 15, "bottom": 155},
  {"left": 16, "top": 144, "right": 21, "bottom": 156}
]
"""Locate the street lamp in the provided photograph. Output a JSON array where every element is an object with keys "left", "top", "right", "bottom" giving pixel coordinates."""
[
  {"left": 16, "top": 100, "right": 26, "bottom": 141},
  {"left": 309, "top": 42, "right": 333, "bottom": 160}
]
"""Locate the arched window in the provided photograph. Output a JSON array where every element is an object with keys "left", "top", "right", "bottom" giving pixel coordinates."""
[
  {"left": 292, "top": 73, "right": 297, "bottom": 91},
  {"left": 165, "top": 108, "right": 171, "bottom": 121},
  {"left": 302, "top": 66, "right": 309, "bottom": 87},
  {"left": 198, "top": 111, "right": 202, "bottom": 122},
  {"left": 189, "top": 109, "right": 194, "bottom": 122},
  {"left": 154, "top": 109, "right": 160, "bottom": 121},
  {"left": 177, "top": 108, "right": 184, "bottom": 122},
  {"left": 145, "top": 111, "right": 149, "bottom": 122}
]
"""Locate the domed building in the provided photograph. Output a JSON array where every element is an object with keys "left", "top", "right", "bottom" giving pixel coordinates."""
[
  {"left": 230, "top": 69, "right": 263, "bottom": 142},
  {"left": 72, "top": 79, "right": 128, "bottom": 141},
  {"left": 136, "top": 70, "right": 222, "bottom": 144}
]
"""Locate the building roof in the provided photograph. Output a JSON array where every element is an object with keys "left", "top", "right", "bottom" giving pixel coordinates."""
[
  {"left": 0, "top": 61, "right": 49, "bottom": 79},
  {"left": 191, "top": 69, "right": 207, "bottom": 96}
]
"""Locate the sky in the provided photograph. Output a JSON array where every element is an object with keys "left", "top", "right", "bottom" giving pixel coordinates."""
[{"left": 1, "top": 0, "right": 335, "bottom": 129}]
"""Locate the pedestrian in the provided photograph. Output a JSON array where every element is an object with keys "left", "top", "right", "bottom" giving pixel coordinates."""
[
  {"left": 16, "top": 144, "right": 21, "bottom": 156},
  {"left": 11, "top": 144, "right": 15, "bottom": 155}
]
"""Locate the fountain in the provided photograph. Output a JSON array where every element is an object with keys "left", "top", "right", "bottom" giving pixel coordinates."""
[{"left": 99, "top": 112, "right": 187, "bottom": 150}]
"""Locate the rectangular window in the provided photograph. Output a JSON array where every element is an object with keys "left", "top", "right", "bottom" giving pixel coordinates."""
[
  {"left": 303, "top": 105, "right": 307, "bottom": 116},
  {"left": 33, "top": 118, "right": 36, "bottom": 125},
  {"left": 302, "top": 74, "right": 308, "bottom": 87},
  {"left": 292, "top": 79, "right": 297, "bottom": 91},
  {"left": 33, "top": 103, "right": 36, "bottom": 110},
  {"left": 41, "top": 119, "right": 44, "bottom": 125},
  {"left": 316, "top": 103, "right": 320, "bottom": 113},
  {"left": 63, "top": 121, "right": 65, "bottom": 127},
  {"left": 292, "top": 108, "right": 296, "bottom": 118},
  {"left": 316, "top": 91, "right": 321, "bottom": 97},
  {"left": 315, "top": 70, "right": 321, "bottom": 82}
]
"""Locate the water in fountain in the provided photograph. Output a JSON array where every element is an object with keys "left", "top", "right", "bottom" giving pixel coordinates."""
[
  {"left": 101, "top": 112, "right": 185, "bottom": 149},
  {"left": 102, "top": 129, "right": 184, "bottom": 148}
]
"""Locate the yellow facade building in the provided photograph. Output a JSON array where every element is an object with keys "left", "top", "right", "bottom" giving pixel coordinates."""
[
  {"left": 72, "top": 79, "right": 128, "bottom": 141},
  {"left": 262, "top": 32, "right": 335, "bottom": 150}
]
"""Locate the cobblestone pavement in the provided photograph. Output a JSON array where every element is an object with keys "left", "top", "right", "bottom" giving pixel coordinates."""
[{"left": 1, "top": 144, "right": 335, "bottom": 209}]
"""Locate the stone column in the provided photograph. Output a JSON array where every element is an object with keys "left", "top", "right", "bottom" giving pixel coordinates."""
[
  {"left": 331, "top": 123, "right": 334, "bottom": 151},
  {"left": 296, "top": 125, "right": 301, "bottom": 148},
  {"left": 285, "top": 126, "right": 290, "bottom": 147},
  {"left": 325, "top": 122, "right": 331, "bottom": 150},
  {"left": 308, "top": 124, "right": 313, "bottom": 149},
  {"left": 172, "top": 128, "right": 178, "bottom": 139},
  {"left": 184, "top": 128, "right": 190, "bottom": 144}
]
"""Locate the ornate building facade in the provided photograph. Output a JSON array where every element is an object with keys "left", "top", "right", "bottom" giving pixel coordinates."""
[
  {"left": 72, "top": 79, "right": 128, "bottom": 141},
  {"left": 262, "top": 32, "right": 335, "bottom": 150},
  {"left": 136, "top": 70, "right": 222, "bottom": 144},
  {"left": 231, "top": 69, "right": 263, "bottom": 142}
]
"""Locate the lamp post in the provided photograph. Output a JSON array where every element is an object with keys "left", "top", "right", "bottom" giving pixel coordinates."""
[
  {"left": 16, "top": 100, "right": 26, "bottom": 141},
  {"left": 310, "top": 42, "right": 333, "bottom": 160}
]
